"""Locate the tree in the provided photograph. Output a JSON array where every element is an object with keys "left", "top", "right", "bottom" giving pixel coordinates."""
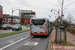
[{"left": 66, "top": 13, "right": 74, "bottom": 26}]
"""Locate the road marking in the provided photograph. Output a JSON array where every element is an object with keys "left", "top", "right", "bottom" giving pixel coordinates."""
[
  {"left": 47, "top": 33, "right": 51, "bottom": 50},
  {"left": 34, "top": 42, "right": 38, "bottom": 45},
  {"left": 24, "top": 42, "right": 38, "bottom": 46},
  {"left": 7, "top": 41, "right": 14, "bottom": 43},
  {"left": 21, "top": 34, "right": 30, "bottom": 38},
  {"left": 0, "top": 35, "right": 30, "bottom": 50},
  {"left": 53, "top": 44, "right": 55, "bottom": 50}
]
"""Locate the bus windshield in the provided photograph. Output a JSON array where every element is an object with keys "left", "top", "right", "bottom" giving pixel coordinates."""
[{"left": 31, "top": 19, "right": 45, "bottom": 25}]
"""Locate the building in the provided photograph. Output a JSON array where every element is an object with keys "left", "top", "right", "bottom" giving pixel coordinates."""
[
  {"left": 19, "top": 10, "right": 36, "bottom": 25},
  {"left": 3, "top": 14, "right": 20, "bottom": 24},
  {"left": 9, "top": 16, "right": 20, "bottom": 24},
  {"left": 0, "top": 5, "right": 3, "bottom": 28},
  {"left": 3, "top": 14, "right": 10, "bottom": 24},
  {"left": 2, "top": 10, "right": 36, "bottom": 25}
]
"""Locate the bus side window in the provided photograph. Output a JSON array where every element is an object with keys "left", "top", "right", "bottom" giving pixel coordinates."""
[{"left": 47, "top": 21, "right": 49, "bottom": 28}]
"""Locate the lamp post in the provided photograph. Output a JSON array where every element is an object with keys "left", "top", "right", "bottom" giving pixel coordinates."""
[
  {"left": 11, "top": 8, "right": 20, "bottom": 24},
  {"left": 49, "top": 15, "right": 51, "bottom": 19},
  {"left": 61, "top": 0, "right": 64, "bottom": 25},
  {"left": 51, "top": 9, "right": 60, "bottom": 17},
  {"left": 51, "top": 9, "right": 60, "bottom": 44},
  {"left": 55, "top": 16, "right": 57, "bottom": 25}
]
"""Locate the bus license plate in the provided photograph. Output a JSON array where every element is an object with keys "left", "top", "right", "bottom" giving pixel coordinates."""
[{"left": 40, "top": 26, "right": 44, "bottom": 29}]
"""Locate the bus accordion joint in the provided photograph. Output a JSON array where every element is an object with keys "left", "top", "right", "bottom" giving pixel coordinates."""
[{"left": 45, "top": 21, "right": 47, "bottom": 33}]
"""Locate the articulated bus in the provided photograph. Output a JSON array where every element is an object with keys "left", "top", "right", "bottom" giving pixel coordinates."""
[{"left": 30, "top": 18, "right": 53, "bottom": 36}]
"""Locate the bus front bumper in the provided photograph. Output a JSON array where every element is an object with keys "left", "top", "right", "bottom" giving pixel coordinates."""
[{"left": 30, "top": 32, "right": 48, "bottom": 36}]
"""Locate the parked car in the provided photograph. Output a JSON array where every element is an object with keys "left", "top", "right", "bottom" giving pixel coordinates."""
[
  {"left": 27, "top": 24, "right": 30, "bottom": 27},
  {"left": 9, "top": 25, "right": 14, "bottom": 29},
  {"left": 2, "top": 24, "right": 10, "bottom": 30},
  {"left": 12, "top": 24, "right": 22, "bottom": 31}
]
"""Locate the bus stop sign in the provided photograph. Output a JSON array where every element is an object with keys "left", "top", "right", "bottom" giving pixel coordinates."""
[{"left": 62, "top": 14, "right": 64, "bottom": 16}]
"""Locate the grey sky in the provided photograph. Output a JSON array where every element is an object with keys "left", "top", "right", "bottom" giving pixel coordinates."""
[{"left": 0, "top": 0, "right": 75, "bottom": 21}]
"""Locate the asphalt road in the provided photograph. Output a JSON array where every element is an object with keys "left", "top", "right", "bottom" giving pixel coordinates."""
[
  {"left": 0, "top": 31, "right": 51, "bottom": 50},
  {"left": 0, "top": 26, "right": 30, "bottom": 34}
]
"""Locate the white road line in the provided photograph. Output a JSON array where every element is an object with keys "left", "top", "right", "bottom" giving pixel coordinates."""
[
  {"left": 24, "top": 42, "right": 38, "bottom": 46},
  {"left": 24, "top": 42, "right": 29, "bottom": 45},
  {"left": 7, "top": 41, "right": 14, "bottom": 43},
  {"left": 53, "top": 44, "right": 55, "bottom": 50},
  {"left": 34, "top": 42, "right": 38, "bottom": 45},
  {"left": 0, "top": 35, "right": 30, "bottom": 50}
]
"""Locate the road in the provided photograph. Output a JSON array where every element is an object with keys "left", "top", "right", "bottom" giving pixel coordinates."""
[
  {"left": 0, "top": 31, "right": 51, "bottom": 50},
  {"left": 0, "top": 26, "right": 30, "bottom": 34}
]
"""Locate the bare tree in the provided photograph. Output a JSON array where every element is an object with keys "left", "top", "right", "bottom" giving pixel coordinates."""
[{"left": 66, "top": 13, "right": 74, "bottom": 26}]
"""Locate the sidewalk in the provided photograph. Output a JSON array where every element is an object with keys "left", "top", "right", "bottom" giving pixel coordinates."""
[{"left": 50, "top": 29, "right": 75, "bottom": 50}]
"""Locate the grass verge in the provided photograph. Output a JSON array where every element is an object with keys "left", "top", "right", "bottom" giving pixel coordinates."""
[
  {"left": 67, "top": 27, "right": 75, "bottom": 36},
  {"left": 51, "top": 41, "right": 54, "bottom": 44},
  {"left": 51, "top": 41, "right": 75, "bottom": 46},
  {"left": 64, "top": 42, "right": 75, "bottom": 46},
  {"left": 0, "top": 29, "right": 30, "bottom": 37}
]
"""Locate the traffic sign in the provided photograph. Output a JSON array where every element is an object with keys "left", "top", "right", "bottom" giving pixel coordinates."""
[
  {"left": 62, "top": 14, "right": 64, "bottom": 16},
  {"left": 58, "top": 18, "right": 60, "bottom": 22},
  {"left": 55, "top": 22, "right": 57, "bottom": 23}
]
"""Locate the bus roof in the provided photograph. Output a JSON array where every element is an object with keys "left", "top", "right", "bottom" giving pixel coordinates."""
[{"left": 31, "top": 18, "right": 47, "bottom": 20}]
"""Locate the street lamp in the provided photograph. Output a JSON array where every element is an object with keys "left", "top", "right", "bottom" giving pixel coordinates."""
[
  {"left": 49, "top": 15, "right": 51, "bottom": 19},
  {"left": 51, "top": 9, "right": 60, "bottom": 44},
  {"left": 51, "top": 9, "right": 60, "bottom": 17},
  {"left": 11, "top": 8, "right": 20, "bottom": 24}
]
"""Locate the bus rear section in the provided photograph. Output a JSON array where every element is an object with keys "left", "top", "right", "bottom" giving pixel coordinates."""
[{"left": 30, "top": 18, "right": 49, "bottom": 36}]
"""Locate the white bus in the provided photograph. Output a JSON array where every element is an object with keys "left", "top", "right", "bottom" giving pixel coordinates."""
[{"left": 30, "top": 18, "right": 53, "bottom": 36}]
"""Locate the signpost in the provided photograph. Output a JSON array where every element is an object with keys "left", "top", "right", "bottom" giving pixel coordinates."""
[{"left": 58, "top": 18, "right": 60, "bottom": 22}]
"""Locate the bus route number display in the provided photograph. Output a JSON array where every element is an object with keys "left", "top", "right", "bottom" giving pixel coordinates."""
[{"left": 37, "top": 21, "right": 42, "bottom": 22}]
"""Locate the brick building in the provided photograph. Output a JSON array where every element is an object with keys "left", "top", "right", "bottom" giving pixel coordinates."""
[
  {"left": 20, "top": 10, "right": 36, "bottom": 25},
  {"left": 0, "top": 5, "right": 3, "bottom": 28},
  {"left": 3, "top": 14, "right": 20, "bottom": 24}
]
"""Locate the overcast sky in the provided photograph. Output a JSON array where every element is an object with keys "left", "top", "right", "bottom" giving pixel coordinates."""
[{"left": 0, "top": 0, "right": 75, "bottom": 21}]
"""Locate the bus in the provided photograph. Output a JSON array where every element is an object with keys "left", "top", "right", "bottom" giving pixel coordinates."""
[{"left": 30, "top": 18, "right": 53, "bottom": 36}]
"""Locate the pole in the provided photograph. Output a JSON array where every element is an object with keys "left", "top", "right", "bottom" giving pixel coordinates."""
[
  {"left": 65, "top": 27, "right": 67, "bottom": 43},
  {"left": 11, "top": 8, "right": 20, "bottom": 24},
  {"left": 51, "top": 9, "right": 60, "bottom": 44},
  {"left": 55, "top": 27, "right": 57, "bottom": 44},
  {"left": 11, "top": 8, "right": 13, "bottom": 24},
  {"left": 60, "top": 0, "right": 64, "bottom": 44},
  {"left": 61, "top": 0, "right": 64, "bottom": 24},
  {"left": 18, "top": 9, "right": 20, "bottom": 24}
]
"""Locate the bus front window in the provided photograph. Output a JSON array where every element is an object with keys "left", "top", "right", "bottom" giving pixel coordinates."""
[{"left": 31, "top": 19, "right": 45, "bottom": 25}]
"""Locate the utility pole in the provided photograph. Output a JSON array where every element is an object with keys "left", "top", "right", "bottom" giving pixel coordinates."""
[
  {"left": 51, "top": 9, "right": 60, "bottom": 44},
  {"left": 61, "top": 0, "right": 64, "bottom": 24},
  {"left": 61, "top": 0, "right": 67, "bottom": 44},
  {"left": 11, "top": 8, "right": 20, "bottom": 24},
  {"left": 11, "top": 8, "right": 13, "bottom": 24},
  {"left": 49, "top": 15, "right": 51, "bottom": 19},
  {"left": 60, "top": 0, "right": 64, "bottom": 44}
]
